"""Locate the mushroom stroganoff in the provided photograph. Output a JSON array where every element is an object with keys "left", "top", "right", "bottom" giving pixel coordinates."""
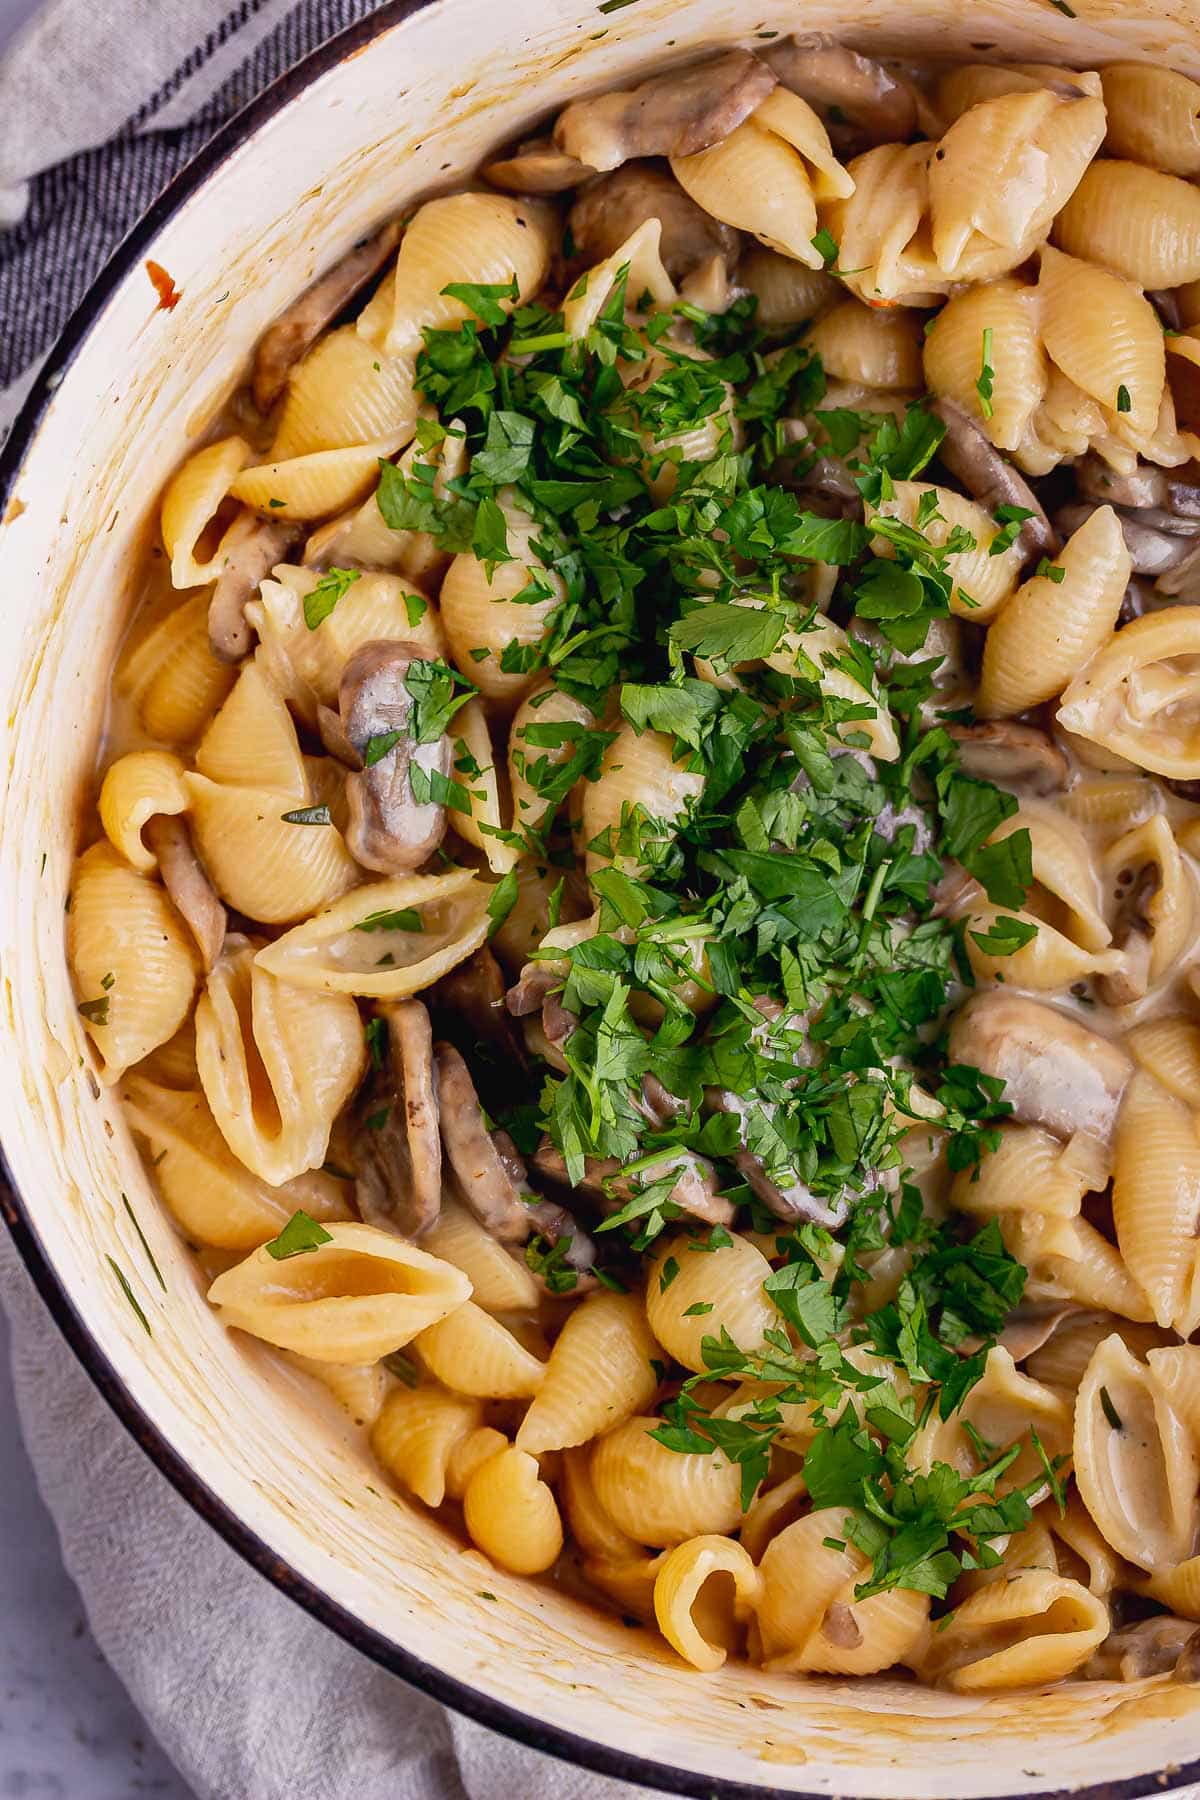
[{"left": 70, "top": 38, "right": 1200, "bottom": 1689}]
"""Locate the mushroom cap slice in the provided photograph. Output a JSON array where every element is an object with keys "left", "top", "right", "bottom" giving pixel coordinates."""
[
  {"left": 932, "top": 398, "right": 1058, "bottom": 563},
  {"left": 948, "top": 991, "right": 1133, "bottom": 1144},
  {"left": 554, "top": 50, "right": 777, "bottom": 173},
  {"left": 436, "top": 1040, "right": 541, "bottom": 1240},
  {"left": 208, "top": 510, "right": 301, "bottom": 663},
  {"left": 947, "top": 722, "right": 1069, "bottom": 796},
  {"left": 143, "top": 812, "right": 227, "bottom": 972},
  {"left": 338, "top": 638, "right": 451, "bottom": 874},
  {"left": 354, "top": 998, "right": 442, "bottom": 1236},
  {"left": 568, "top": 164, "right": 741, "bottom": 281},
  {"left": 483, "top": 137, "right": 595, "bottom": 193},
  {"left": 252, "top": 221, "right": 403, "bottom": 412},
  {"left": 766, "top": 34, "right": 917, "bottom": 148}
]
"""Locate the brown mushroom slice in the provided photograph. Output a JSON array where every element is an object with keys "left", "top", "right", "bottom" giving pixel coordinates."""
[
  {"left": 997, "top": 1302, "right": 1079, "bottom": 1365},
  {"left": 141, "top": 813, "right": 226, "bottom": 972},
  {"left": 252, "top": 221, "right": 403, "bottom": 412},
  {"left": 554, "top": 50, "right": 777, "bottom": 173},
  {"left": 766, "top": 34, "right": 916, "bottom": 148},
  {"left": 947, "top": 722, "right": 1069, "bottom": 797},
  {"left": 532, "top": 1140, "right": 735, "bottom": 1229},
  {"left": 1055, "top": 502, "right": 1200, "bottom": 578},
  {"left": 568, "top": 164, "right": 740, "bottom": 281},
  {"left": 948, "top": 991, "right": 1133, "bottom": 1145},
  {"left": 353, "top": 999, "right": 442, "bottom": 1236},
  {"left": 932, "top": 398, "right": 1058, "bottom": 563},
  {"left": 433, "top": 945, "right": 525, "bottom": 1066},
  {"left": 338, "top": 639, "right": 450, "bottom": 874},
  {"left": 1076, "top": 454, "right": 1171, "bottom": 512},
  {"left": 483, "top": 136, "right": 595, "bottom": 193},
  {"left": 1084, "top": 1616, "right": 1200, "bottom": 1682},
  {"left": 207, "top": 510, "right": 301, "bottom": 663},
  {"left": 1096, "top": 867, "right": 1158, "bottom": 1007},
  {"left": 506, "top": 960, "right": 564, "bottom": 1017}
]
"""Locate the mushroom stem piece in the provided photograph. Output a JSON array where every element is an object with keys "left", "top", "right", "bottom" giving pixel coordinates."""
[
  {"left": 208, "top": 511, "right": 301, "bottom": 663},
  {"left": 353, "top": 998, "right": 442, "bottom": 1237},
  {"left": 143, "top": 813, "right": 226, "bottom": 971},
  {"left": 338, "top": 639, "right": 451, "bottom": 874}
]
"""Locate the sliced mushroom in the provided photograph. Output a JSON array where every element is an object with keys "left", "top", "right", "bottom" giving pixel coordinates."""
[
  {"left": 482, "top": 136, "right": 595, "bottom": 193},
  {"left": 531, "top": 1139, "right": 736, "bottom": 1229},
  {"left": 1056, "top": 501, "right": 1200, "bottom": 579},
  {"left": 766, "top": 34, "right": 916, "bottom": 148},
  {"left": 705, "top": 1089, "right": 847, "bottom": 1227},
  {"left": 1084, "top": 1616, "right": 1200, "bottom": 1683},
  {"left": 554, "top": 50, "right": 777, "bottom": 173},
  {"left": 434, "top": 945, "right": 524, "bottom": 1064},
  {"left": 207, "top": 510, "right": 301, "bottom": 663},
  {"left": 821, "top": 1600, "right": 864, "bottom": 1650},
  {"left": 947, "top": 722, "right": 1069, "bottom": 796},
  {"left": 1076, "top": 454, "right": 1171, "bottom": 512},
  {"left": 506, "top": 960, "right": 564, "bottom": 1017},
  {"left": 932, "top": 398, "right": 1058, "bottom": 563},
  {"left": 338, "top": 639, "right": 450, "bottom": 874},
  {"left": 1096, "top": 865, "right": 1159, "bottom": 1007},
  {"left": 251, "top": 220, "right": 403, "bottom": 412},
  {"left": 143, "top": 813, "right": 226, "bottom": 971},
  {"left": 996, "top": 1302, "right": 1079, "bottom": 1364},
  {"left": 637, "top": 1073, "right": 688, "bottom": 1129},
  {"left": 568, "top": 164, "right": 741, "bottom": 281},
  {"left": 948, "top": 991, "right": 1133, "bottom": 1145},
  {"left": 353, "top": 999, "right": 442, "bottom": 1236}
]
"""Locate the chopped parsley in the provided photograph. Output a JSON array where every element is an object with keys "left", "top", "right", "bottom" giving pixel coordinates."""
[
  {"left": 303, "top": 566, "right": 360, "bottom": 630},
  {"left": 265, "top": 1211, "right": 333, "bottom": 1260},
  {"left": 975, "top": 327, "right": 995, "bottom": 421}
]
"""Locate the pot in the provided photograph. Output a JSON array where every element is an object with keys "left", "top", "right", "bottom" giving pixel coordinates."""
[{"left": 2, "top": 2, "right": 1200, "bottom": 1794}]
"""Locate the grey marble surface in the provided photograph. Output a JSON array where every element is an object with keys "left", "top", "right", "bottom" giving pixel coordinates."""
[{"left": 0, "top": 1308, "right": 193, "bottom": 1800}]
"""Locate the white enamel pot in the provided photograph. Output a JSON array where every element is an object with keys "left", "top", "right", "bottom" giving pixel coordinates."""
[{"left": 3, "top": 2, "right": 1200, "bottom": 1794}]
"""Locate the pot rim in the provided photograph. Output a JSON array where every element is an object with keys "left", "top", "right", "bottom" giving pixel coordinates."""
[{"left": 1, "top": 8, "right": 1198, "bottom": 1798}]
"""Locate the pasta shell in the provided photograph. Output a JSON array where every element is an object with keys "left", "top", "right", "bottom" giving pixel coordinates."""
[
  {"left": 978, "top": 505, "right": 1130, "bottom": 717},
  {"left": 646, "top": 1231, "right": 778, "bottom": 1374},
  {"left": 766, "top": 614, "right": 899, "bottom": 760},
  {"left": 438, "top": 488, "right": 564, "bottom": 706},
  {"left": 562, "top": 218, "right": 676, "bottom": 340},
  {"left": 422, "top": 1193, "right": 539, "bottom": 1313},
  {"left": 507, "top": 681, "right": 597, "bottom": 843},
  {"left": 590, "top": 1416, "right": 744, "bottom": 1546},
  {"left": 516, "top": 1291, "right": 661, "bottom": 1455},
  {"left": 116, "top": 593, "right": 236, "bottom": 744},
  {"left": 916, "top": 1569, "right": 1107, "bottom": 1690},
  {"left": 653, "top": 1536, "right": 762, "bottom": 1673},
  {"left": 757, "top": 1509, "right": 930, "bottom": 1675},
  {"left": 751, "top": 89, "right": 855, "bottom": 201},
  {"left": 120, "top": 1074, "right": 349, "bottom": 1248},
  {"left": 936, "top": 63, "right": 1101, "bottom": 123},
  {"left": 380, "top": 193, "right": 555, "bottom": 362},
  {"left": 1039, "top": 245, "right": 1165, "bottom": 439},
  {"left": 737, "top": 1471, "right": 808, "bottom": 1563},
  {"left": 1073, "top": 1332, "right": 1200, "bottom": 1571},
  {"left": 806, "top": 299, "right": 924, "bottom": 390},
  {"left": 1112, "top": 1072, "right": 1200, "bottom": 1332},
  {"left": 1003, "top": 1211, "right": 1155, "bottom": 1323},
  {"left": 1054, "top": 161, "right": 1200, "bottom": 289},
  {"left": 949, "top": 1123, "right": 1089, "bottom": 1221},
  {"left": 463, "top": 1446, "right": 563, "bottom": 1575},
  {"left": 1046, "top": 1489, "right": 1121, "bottom": 1598},
  {"left": 739, "top": 247, "right": 839, "bottom": 329},
  {"left": 195, "top": 938, "right": 366, "bottom": 1184},
  {"left": 560, "top": 1444, "right": 643, "bottom": 1562},
  {"left": 913, "top": 1346, "right": 1072, "bottom": 1498},
  {"left": 871, "top": 481, "right": 1024, "bottom": 622},
  {"left": 184, "top": 775, "right": 359, "bottom": 924},
  {"left": 194, "top": 655, "right": 309, "bottom": 797},
  {"left": 231, "top": 440, "right": 404, "bottom": 523},
  {"left": 1102, "top": 65, "right": 1200, "bottom": 176},
  {"left": 1062, "top": 774, "right": 1161, "bottom": 830},
  {"left": 98, "top": 750, "right": 190, "bottom": 872},
  {"left": 270, "top": 326, "right": 417, "bottom": 459},
  {"left": 1143, "top": 1555, "right": 1200, "bottom": 1621},
  {"left": 1058, "top": 606, "right": 1200, "bottom": 778},
  {"left": 1103, "top": 814, "right": 1195, "bottom": 988},
  {"left": 160, "top": 435, "right": 251, "bottom": 588},
  {"left": 416, "top": 1301, "right": 546, "bottom": 1399},
  {"left": 207, "top": 1221, "right": 472, "bottom": 1363},
  {"left": 287, "top": 1354, "right": 388, "bottom": 1428},
  {"left": 581, "top": 723, "right": 705, "bottom": 875},
  {"left": 1128, "top": 1016, "right": 1200, "bottom": 1110},
  {"left": 68, "top": 841, "right": 199, "bottom": 1082},
  {"left": 444, "top": 1425, "right": 510, "bottom": 1500},
  {"left": 303, "top": 417, "right": 468, "bottom": 587},
  {"left": 253, "top": 868, "right": 490, "bottom": 997},
  {"left": 923, "top": 277, "right": 1046, "bottom": 453},
  {"left": 371, "top": 1384, "right": 483, "bottom": 1507},
  {"left": 822, "top": 142, "right": 946, "bottom": 306},
  {"left": 671, "top": 116, "right": 828, "bottom": 269}
]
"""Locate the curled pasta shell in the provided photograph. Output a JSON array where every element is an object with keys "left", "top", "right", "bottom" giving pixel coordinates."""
[
  {"left": 253, "top": 868, "right": 490, "bottom": 997},
  {"left": 438, "top": 489, "right": 564, "bottom": 706},
  {"left": 1039, "top": 245, "right": 1165, "bottom": 439},
  {"left": 978, "top": 505, "right": 1130, "bottom": 717},
  {"left": 561, "top": 1444, "right": 644, "bottom": 1562},
  {"left": 917, "top": 1569, "right": 1107, "bottom": 1690},
  {"left": 806, "top": 300, "right": 923, "bottom": 390},
  {"left": 923, "top": 277, "right": 1046, "bottom": 453},
  {"left": 646, "top": 1231, "right": 777, "bottom": 1374},
  {"left": 68, "top": 841, "right": 199, "bottom": 1082},
  {"left": 1101, "top": 64, "right": 1200, "bottom": 177},
  {"left": 1128, "top": 1016, "right": 1200, "bottom": 1110},
  {"left": 767, "top": 613, "right": 899, "bottom": 760},
  {"left": 1026, "top": 1313, "right": 1173, "bottom": 1395},
  {"left": 508, "top": 681, "right": 596, "bottom": 843},
  {"left": 416, "top": 1301, "right": 546, "bottom": 1399},
  {"left": 516, "top": 1291, "right": 661, "bottom": 1456},
  {"left": 463, "top": 1446, "right": 563, "bottom": 1575},
  {"left": 737, "top": 1470, "right": 808, "bottom": 1563},
  {"left": 287, "top": 1354, "right": 388, "bottom": 1428},
  {"left": 590, "top": 1416, "right": 745, "bottom": 1547},
  {"left": 380, "top": 193, "right": 554, "bottom": 362},
  {"left": 116, "top": 593, "right": 236, "bottom": 744},
  {"left": 581, "top": 723, "right": 705, "bottom": 875},
  {"left": 871, "top": 482, "right": 1024, "bottom": 622},
  {"left": 207, "top": 1221, "right": 472, "bottom": 1363},
  {"left": 195, "top": 656, "right": 309, "bottom": 798},
  {"left": 1103, "top": 814, "right": 1195, "bottom": 989},
  {"left": 423, "top": 1193, "right": 539, "bottom": 1313},
  {"left": 270, "top": 326, "right": 417, "bottom": 460},
  {"left": 913, "top": 1346, "right": 1072, "bottom": 1499},
  {"left": 562, "top": 218, "right": 676, "bottom": 341},
  {"left": 120, "top": 1074, "right": 349, "bottom": 1248},
  {"left": 445, "top": 1425, "right": 510, "bottom": 1500},
  {"left": 1112, "top": 1072, "right": 1200, "bottom": 1332},
  {"left": 231, "top": 440, "right": 404, "bottom": 522},
  {"left": 936, "top": 63, "right": 1101, "bottom": 123},
  {"left": 757, "top": 1509, "right": 930, "bottom": 1675},
  {"left": 160, "top": 435, "right": 251, "bottom": 588},
  {"left": 304, "top": 417, "right": 468, "bottom": 588},
  {"left": 371, "top": 1384, "right": 483, "bottom": 1507},
  {"left": 183, "top": 774, "right": 359, "bottom": 924},
  {"left": 822, "top": 142, "right": 945, "bottom": 306},
  {"left": 1054, "top": 160, "right": 1200, "bottom": 289},
  {"left": 949, "top": 1123, "right": 1090, "bottom": 1221},
  {"left": 195, "top": 938, "right": 365, "bottom": 1184},
  {"left": 1074, "top": 1332, "right": 1200, "bottom": 1571},
  {"left": 98, "top": 750, "right": 190, "bottom": 872},
  {"left": 1003, "top": 1210, "right": 1155, "bottom": 1323},
  {"left": 1058, "top": 606, "right": 1200, "bottom": 778},
  {"left": 653, "top": 1536, "right": 763, "bottom": 1672},
  {"left": 739, "top": 247, "right": 839, "bottom": 329}
]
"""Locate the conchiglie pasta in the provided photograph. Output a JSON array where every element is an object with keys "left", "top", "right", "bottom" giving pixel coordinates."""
[
  {"left": 207, "top": 1221, "right": 472, "bottom": 1363},
  {"left": 507, "top": 682, "right": 597, "bottom": 841},
  {"left": 194, "top": 656, "right": 309, "bottom": 797},
  {"left": 195, "top": 938, "right": 365, "bottom": 1184},
  {"left": 287, "top": 1353, "right": 389, "bottom": 1428},
  {"left": 68, "top": 841, "right": 199, "bottom": 1082},
  {"left": 463, "top": 1446, "right": 563, "bottom": 1575},
  {"left": 871, "top": 482, "right": 1024, "bottom": 622},
  {"left": 231, "top": 439, "right": 403, "bottom": 523},
  {"left": 1111, "top": 1072, "right": 1200, "bottom": 1334},
  {"left": 1102, "top": 814, "right": 1195, "bottom": 992},
  {"left": 119, "top": 1074, "right": 349, "bottom": 1248},
  {"left": 422, "top": 1193, "right": 540, "bottom": 1313},
  {"left": 116, "top": 593, "right": 237, "bottom": 744},
  {"left": 1127, "top": 1016, "right": 1200, "bottom": 1110},
  {"left": 646, "top": 1231, "right": 777, "bottom": 1373},
  {"left": 1058, "top": 607, "right": 1200, "bottom": 779},
  {"left": 1054, "top": 160, "right": 1200, "bottom": 289},
  {"left": 757, "top": 1509, "right": 930, "bottom": 1675},
  {"left": 913, "top": 1347, "right": 1073, "bottom": 1498},
  {"left": 949, "top": 1123, "right": 1091, "bottom": 1221},
  {"left": 371, "top": 1384, "right": 483, "bottom": 1507},
  {"left": 1038, "top": 245, "right": 1165, "bottom": 441},
  {"left": 445, "top": 1425, "right": 510, "bottom": 1500},
  {"left": 739, "top": 247, "right": 839, "bottom": 329},
  {"left": 935, "top": 63, "right": 1101, "bottom": 123},
  {"left": 253, "top": 868, "right": 490, "bottom": 997},
  {"left": 653, "top": 1536, "right": 763, "bottom": 1672},
  {"left": 1002, "top": 1210, "right": 1155, "bottom": 1323},
  {"left": 560, "top": 1444, "right": 644, "bottom": 1563},
  {"left": 160, "top": 434, "right": 251, "bottom": 588},
  {"left": 916, "top": 1569, "right": 1107, "bottom": 1690},
  {"left": 184, "top": 774, "right": 359, "bottom": 924},
  {"left": 766, "top": 614, "right": 899, "bottom": 760},
  {"left": 98, "top": 750, "right": 191, "bottom": 871},
  {"left": 303, "top": 419, "right": 468, "bottom": 587},
  {"left": 978, "top": 505, "right": 1131, "bottom": 717},
  {"left": 806, "top": 300, "right": 924, "bottom": 390},
  {"left": 581, "top": 724, "right": 705, "bottom": 875},
  {"left": 270, "top": 326, "right": 418, "bottom": 460},
  {"left": 516, "top": 1291, "right": 661, "bottom": 1455},
  {"left": 562, "top": 218, "right": 676, "bottom": 341},
  {"left": 822, "top": 142, "right": 946, "bottom": 307},
  {"left": 416, "top": 1301, "right": 546, "bottom": 1398},
  {"left": 444, "top": 698, "right": 516, "bottom": 875},
  {"left": 438, "top": 489, "right": 564, "bottom": 706},
  {"left": 923, "top": 278, "right": 1047, "bottom": 451},
  {"left": 590, "top": 1416, "right": 745, "bottom": 1547},
  {"left": 1101, "top": 65, "right": 1200, "bottom": 177}
]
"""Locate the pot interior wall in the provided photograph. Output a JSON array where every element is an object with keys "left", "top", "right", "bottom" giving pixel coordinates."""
[{"left": 3, "top": 0, "right": 1200, "bottom": 1793}]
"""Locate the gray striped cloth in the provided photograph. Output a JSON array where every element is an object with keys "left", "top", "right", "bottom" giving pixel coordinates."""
[{"left": 0, "top": 5, "right": 660, "bottom": 1795}]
